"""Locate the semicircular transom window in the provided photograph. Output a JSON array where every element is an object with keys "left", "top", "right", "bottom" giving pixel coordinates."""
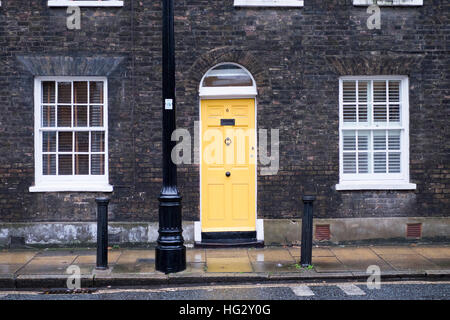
[{"left": 202, "top": 64, "right": 254, "bottom": 88}]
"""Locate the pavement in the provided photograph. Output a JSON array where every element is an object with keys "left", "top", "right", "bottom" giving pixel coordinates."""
[{"left": 0, "top": 244, "right": 449, "bottom": 289}]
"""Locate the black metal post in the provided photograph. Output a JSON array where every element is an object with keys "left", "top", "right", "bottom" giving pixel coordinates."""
[
  {"left": 155, "top": 0, "right": 186, "bottom": 274},
  {"left": 95, "top": 197, "right": 110, "bottom": 270},
  {"left": 300, "top": 195, "right": 315, "bottom": 267}
]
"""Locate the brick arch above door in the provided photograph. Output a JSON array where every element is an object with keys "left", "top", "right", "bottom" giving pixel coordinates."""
[{"left": 183, "top": 46, "right": 272, "bottom": 98}]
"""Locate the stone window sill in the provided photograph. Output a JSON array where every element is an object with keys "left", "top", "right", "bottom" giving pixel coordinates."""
[
  {"left": 234, "top": 0, "right": 304, "bottom": 7},
  {"left": 336, "top": 182, "right": 417, "bottom": 191},
  {"left": 353, "top": 0, "right": 423, "bottom": 6},
  {"left": 48, "top": 1, "right": 124, "bottom": 7},
  {"left": 29, "top": 184, "right": 113, "bottom": 193}
]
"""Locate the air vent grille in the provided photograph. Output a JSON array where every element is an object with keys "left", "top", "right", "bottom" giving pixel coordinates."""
[{"left": 315, "top": 224, "right": 331, "bottom": 241}]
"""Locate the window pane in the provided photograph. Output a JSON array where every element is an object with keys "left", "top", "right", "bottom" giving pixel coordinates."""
[
  {"left": 373, "top": 81, "right": 386, "bottom": 103},
  {"left": 343, "top": 131, "right": 356, "bottom": 151},
  {"left": 388, "top": 81, "right": 400, "bottom": 103},
  {"left": 91, "top": 154, "right": 105, "bottom": 175},
  {"left": 358, "top": 153, "right": 369, "bottom": 174},
  {"left": 373, "top": 131, "right": 386, "bottom": 150},
  {"left": 58, "top": 132, "right": 73, "bottom": 152},
  {"left": 358, "top": 81, "right": 368, "bottom": 103},
  {"left": 43, "top": 154, "right": 56, "bottom": 175},
  {"left": 389, "top": 104, "right": 400, "bottom": 122},
  {"left": 58, "top": 155, "right": 73, "bottom": 175},
  {"left": 74, "top": 105, "right": 88, "bottom": 127},
  {"left": 202, "top": 64, "right": 253, "bottom": 87},
  {"left": 91, "top": 132, "right": 105, "bottom": 152},
  {"left": 374, "top": 153, "right": 387, "bottom": 173},
  {"left": 57, "top": 105, "right": 72, "bottom": 127},
  {"left": 74, "top": 82, "right": 88, "bottom": 104},
  {"left": 358, "top": 131, "right": 369, "bottom": 150},
  {"left": 41, "top": 106, "right": 55, "bottom": 127},
  {"left": 90, "top": 82, "right": 104, "bottom": 104},
  {"left": 358, "top": 104, "right": 368, "bottom": 122},
  {"left": 75, "top": 155, "right": 89, "bottom": 175},
  {"left": 75, "top": 132, "right": 89, "bottom": 152},
  {"left": 42, "top": 132, "right": 56, "bottom": 152},
  {"left": 42, "top": 81, "right": 55, "bottom": 103},
  {"left": 342, "top": 81, "right": 356, "bottom": 103},
  {"left": 373, "top": 104, "right": 387, "bottom": 122},
  {"left": 343, "top": 153, "right": 356, "bottom": 174},
  {"left": 58, "top": 82, "right": 72, "bottom": 103},
  {"left": 89, "top": 105, "right": 103, "bottom": 126},
  {"left": 343, "top": 105, "right": 357, "bottom": 122},
  {"left": 388, "top": 130, "right": 401, "bottom": 150},
  {"left": 388, "top": 152, "right": 401, "bottom": 173}
]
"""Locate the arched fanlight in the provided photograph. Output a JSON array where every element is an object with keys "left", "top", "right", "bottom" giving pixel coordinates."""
[{"left": 202, "top": 64, "right": 254, "bottom": 88}]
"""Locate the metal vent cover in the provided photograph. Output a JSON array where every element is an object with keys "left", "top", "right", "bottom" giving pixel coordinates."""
[
  {"left": 315, "top": 224, "right": 331, "bottom": 241},
  {"left": 406, "top": 223, "right": 422, "bottom": 238}
]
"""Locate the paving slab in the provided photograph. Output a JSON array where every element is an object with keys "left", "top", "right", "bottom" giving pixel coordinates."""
[
  {"left": 206, "top": 249, "right": 249, "bottom": 259},
  {"left": 380, "top": 254, "right": 440, "bottom": 271},
  {"left": 313, "top": 256, "right": 349, "bottom": 273},
  {"left": 411, "top": 246, "right": 450, "bottom": 259},
  {"left": 248, "top": 248, "right": 295, "bottom": 263},
  {"left": 251, "top": 261, "right": 299, "bottom": 273},
  {"left": 206, "top": 257, "right": 252, "bottom": 273},
  {"left": 0, "top": 264, "right": 23, "bottom": 275},
  {"left": 72, "top": 250, "right": 122, "bottom": 265},
  {"left": 370, "top": 246, "right": 417, "bottom": 255},
  {"left": 331, "top": 247, "right": 394, "bottom": 272},
  {"left": 0, "top": 251, "right": 38, "bottom": 264},
  {"left": 17, "top": 254, "right": 78, "bottom": 275},
  {"left": 187, "top": 249, "right": 206, "bottom": 263}
]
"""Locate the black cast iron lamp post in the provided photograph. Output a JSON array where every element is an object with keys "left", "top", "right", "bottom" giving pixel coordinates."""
[{"left": 155, "top": 0, "right": 186, "bottom": 273}]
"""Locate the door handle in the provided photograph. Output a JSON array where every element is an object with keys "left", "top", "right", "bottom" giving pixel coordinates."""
[{"left": 225, "top": 171, "right": 231, "bottom": 177}]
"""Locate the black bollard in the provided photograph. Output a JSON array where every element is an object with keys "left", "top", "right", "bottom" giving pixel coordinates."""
[
  {"left": 95, "top": 197, "right": 110, "bottom": 270},
  {"left": 300, "top": 195, "right": 316, "bottom": 267}
]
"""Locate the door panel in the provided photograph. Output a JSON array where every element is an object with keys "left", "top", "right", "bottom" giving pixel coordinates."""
[{"left": 201, "top": 99, "right": 256, "bottom": 232}]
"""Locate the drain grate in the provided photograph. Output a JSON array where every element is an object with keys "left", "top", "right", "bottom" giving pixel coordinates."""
[
  {"left": 315, "top": 224, "right": 331, "bottom": 241},
  {"left": 41, "top": 288, "right": 97, "bottom": 295},
  {"left": 406, "top": 223, "right": 422, "bottom": 238}
]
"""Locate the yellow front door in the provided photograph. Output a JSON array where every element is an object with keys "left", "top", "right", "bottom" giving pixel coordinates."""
[{"left": 201, "top": 99, "right": 256, "bottom": 232}]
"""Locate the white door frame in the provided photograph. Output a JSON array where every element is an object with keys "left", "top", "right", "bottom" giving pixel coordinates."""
[{"left": 195, "top": 63, "right": 264, "bottom": 242}]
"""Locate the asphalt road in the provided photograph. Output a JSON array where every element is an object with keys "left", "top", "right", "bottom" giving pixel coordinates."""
[{"left": 0, "top": 280, "right": 449, "bottom": 300}]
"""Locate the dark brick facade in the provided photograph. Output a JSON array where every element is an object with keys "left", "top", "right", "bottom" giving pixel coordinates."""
[{"left": 0, "top": 0, "right": 448, "bottom": 224}]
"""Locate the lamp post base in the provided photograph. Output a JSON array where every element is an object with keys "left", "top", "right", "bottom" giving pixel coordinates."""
[{"left": 155, "top": 193, "right": 186, "bottom": 274}]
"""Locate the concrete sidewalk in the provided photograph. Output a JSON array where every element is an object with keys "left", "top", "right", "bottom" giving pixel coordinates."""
[{"left": 0, "top": 244, "right": 449, "bottom": 289}]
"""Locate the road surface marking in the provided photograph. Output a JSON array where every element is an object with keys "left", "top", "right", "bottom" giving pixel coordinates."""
[
  {"left": 291, "top": 285, "right": 315, "bottom": 296},
  {"left": 337, "top": 284, "right": 366, "bottom": 296}
]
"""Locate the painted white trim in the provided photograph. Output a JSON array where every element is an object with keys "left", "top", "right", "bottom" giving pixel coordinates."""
[
  {"left": 353, "top": 0, "right": 423, "bottom": 6},
  {"left": 32, "top": 76, "right": 111, "bottom": 193},
  {"left": 338, "top": 76, "right": 414, "bottom": 190},
  {"left": 256, "top": 219, "right": 264, "bottom": 241},
  {"left": 234, "top": 0, "right": 304, "bottom": 7},
  {"left": 48, "top": 0, "right": 124, "bottom": 7}
]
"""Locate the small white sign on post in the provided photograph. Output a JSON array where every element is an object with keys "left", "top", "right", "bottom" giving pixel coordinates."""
[{"left": 165, "top": 99, "right": 173, "bottom": 110}]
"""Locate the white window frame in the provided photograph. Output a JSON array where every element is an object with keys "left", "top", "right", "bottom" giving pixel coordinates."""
[
  {"left": 234, "top": 0, "right": 304, "bottom": 7},
  {"left": 336, "top": 76, "right": 416, "bottom": 191},
  {"left": 30, "top": 76, "right": 113, "bottom": 192},
  {"left": 353, "top": 0, "right": 423, "bottom": 6},
  {"left": 48, "top": 0, "right": 124, "bottom": 7}
]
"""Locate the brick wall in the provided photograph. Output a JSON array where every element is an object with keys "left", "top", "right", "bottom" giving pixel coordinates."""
[{"left": 0, "top": 0, "right": 448, "bottom": 223}]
